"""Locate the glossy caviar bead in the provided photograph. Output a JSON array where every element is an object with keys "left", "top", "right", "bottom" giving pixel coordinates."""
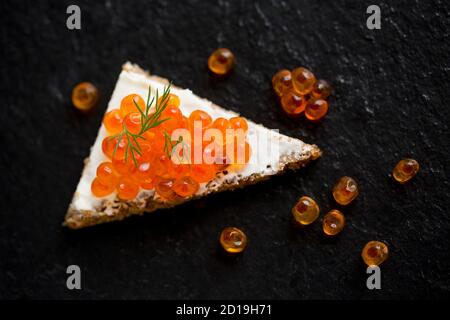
[
  {"left": 305, "top": 99, "right": 329, "bottom": 121},
  {"left": 112, "top": 156, "right": 137, "bottom": 175},
  {"left": 102, "top": 136, "right": 127, "bottom": 160},
  {"left": 117, "top": 177, "right": 139, "bottom": 200},
  {"left": 155, "top": 178, "right": 177, "bottom": 200},
  {"left": 91, "top": 177, "right": 115, "bottom": 198},
  {"left": 272, "top": 69, "right": 293, "bottom": 97},
  {"left": 189, "top": 110, "right": 213, "bottom": 131},
  {"left": 173, "top": 176, "right": 199, "bottom": 197},
  {"left": 96, "top": 161, "right": 118, "bottom": 185},
  {"left": 208, "top": 48, "right": 235, "bottom": 75},
  {"left": 140, "top": 176, "right": 157, "bottom": 190},
  {"left": 160, "top": 105, "right": 184, "bottom": 133},
  {"left": 362, "top": 241, "right": 389, "bottom": 266},
  {"left": 72, "top": 82, "right": 99, "bottom": 111},
  {"left": 219, "top": 227, "right": 247, "bottom": 253},
  {"left": 292, "top": 196, "right": 320, "bottom": 225},
  {"left": 120, "top": 94, "right": 145, "bottom": 116},
  {"left": 291, "top": 67, "right": 316, "bottom": 95},
  {"left": 392, "top": 159, "right": 419, "bottom": 184},
  {"left": 152, "top": 153, "right": 173, "bottom": 178},
  {"left": 323, "top": 210, "right": 345, "bottom": 236},
  {"left": 133, "top": 161, "right": 154, "bottom": 182},
  {"left": 158, "top": 93, "right": 180, "bottom": 108},
  {"left": 212, "top": 117, "right": 233, "bottom": 145},
  {"left": 229, "top": 116, "right": 249, "bottom": 133},
  {"left": 103, "top": 109, "right": 123, "bottom": 134},
  {"left": 332, "top": 176, "right": 359, "bottom": 205},
  {"left": 280, "top": 89, "right": 306, "bottom": 117},
  {"left": 123, "top": 112, "right": 142, "bottom": 134},
  {"left": 312, "top": 79, "right": 332, "bottom": 99}
]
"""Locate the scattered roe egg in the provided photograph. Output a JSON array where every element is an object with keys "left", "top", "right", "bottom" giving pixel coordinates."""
[
  {"left": 103, "top": 109, "right": 123, "bottom": 135},
  {"left": 91, "top": 177, "right": 115, "bottom": 197},
  {"left": 272, "top": 69, "right": 293, "bottom": 97},
  {"left": 155, "top": 178, "right": 178, "bottom": 201},
  {"left": 123, "top": 112, "right": 142, "bottom": 134},
  {"left": 102, "top": 136, "right": 127, "bottom": 160},
  {"left": 323, "top": 210, "right": 345, "bottom": 236},
  {"left": 292, "top": 196, "right": 320, "bottom": 225},
  {"left": 305, "top": 99, "right": 328, "bottom": 121},
  {"left": 332, "top": 176, "right": 359, "bottom": 205},
  {"left": 189, "top": 110, "right": 213, "bottom": 132},
  {"left": 120, "top": 94, "right": 145, "bottom": 116},
  {"left": 72, "top": 82, "right": 99, "bottom": 111},
  {"left": 220, "top": 227, "right": 247, "bottom": 253},
  {"left": 208, "top": 48, "right": 235, "bottom": 75},
  {"left": 96, "top": 161, "right": 118, "bottom": 185},
  {"left": 229, "top": 117, "right": 248, "bottom": 133},
  {"left": 280, "top": 89, "right": 306, "bottom": 117},
  {"left": 362, "top": 241, "right": 389, "bottom": 266},
  {"left": 173, "top": 176, "right": 199, "bottom": 197},
  {"left": 291, "top": 67, "right": 316, "bottom": 95},
  {"left": 312, "top": 79, "right": 332, "bottom": 99},
  {"left": 392, "top": 159, "right": 419, "bottom": 184},
  {"left": 117, "top": 177, "right": 139, "bottom": 200}
]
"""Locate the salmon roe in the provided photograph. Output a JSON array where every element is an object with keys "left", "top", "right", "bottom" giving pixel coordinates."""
[
  {"left": 93, "top": 92, "right": 252, "bottom": 201},
  {"left": 208, "top": 48, "right": 235, "bottom": 75},
  {"left": 292, "top": 196, "right": 320, "bottom": 225},
  {"left": 362, "top": 241, "right": 389, "bottom": 266},
  {"left": 323, "top": 210, "right": 345, "bottom": 236},
  {"left": 220, "top": 227, "right": 247, "bottom": 253},
  {"left": 72, "top": 82, "right": 99, "bottom": 111},
  {"left": 332, "top": 176, "right": 359, "bottom": 205},
  {"left": 272, "top": 67, "right": 331, "bottom": 122},
  {"left": 392, "top": 159, "right": 419, "bottom": 184}
]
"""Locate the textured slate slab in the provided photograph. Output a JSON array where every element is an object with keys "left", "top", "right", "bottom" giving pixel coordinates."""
[{"left": 0, "top": 0, "right": 449, "bottom": 299}]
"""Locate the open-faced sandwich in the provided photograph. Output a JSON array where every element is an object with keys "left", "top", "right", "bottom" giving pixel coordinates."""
[{"left": 64, "top": 62, "right": 321, "bottom": 229}]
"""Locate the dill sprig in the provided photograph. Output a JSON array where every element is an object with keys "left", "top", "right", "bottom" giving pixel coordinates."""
[{"left": 111, "top": 84, "right": 172, "bottom": 167}]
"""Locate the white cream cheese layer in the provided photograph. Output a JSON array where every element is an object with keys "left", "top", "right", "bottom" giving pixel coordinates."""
[{"left": 72, "top": 63, "right": 313, "bottom": 211}]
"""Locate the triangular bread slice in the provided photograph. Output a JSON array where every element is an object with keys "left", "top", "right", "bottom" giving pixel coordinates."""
[{"left": 64, "top": 62, "right": 321, "bottom": 229}]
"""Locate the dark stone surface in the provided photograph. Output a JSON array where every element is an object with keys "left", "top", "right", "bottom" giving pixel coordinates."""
[{"left": 1, "top": 0, "right": 449, "bottom": 299}]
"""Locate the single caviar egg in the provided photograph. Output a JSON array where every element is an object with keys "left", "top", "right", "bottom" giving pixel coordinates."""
[
  {"left": 220, "top": 227, "right": 247, "bottom": 253},
  {"left": 362, "top": 241, "right": 389, "bottom": 266},
  {"left": 189, "top": 110, "right": 213, "bottom": 131},
  {"left": 212, "top": 117, "right": 233, "bottom": 145},
  {"left": 292, "top": 196, "right": 320, "bottom": 225},
  {"left": 91, "top": 177, "right": 115, "bottom": 198},
  {"left": 312, "top": 79, "right": 332, "bottom": 99},
  {"left": 208, "top": 48, "right": 235, "bottom": 75},
  {"left": 272, "top": 69, "right": 293, "bottom": 97},
  {"left": 117, "top": 177, "right": 139, "bottom": 200},
  {"left": 392, "top": 159, "right": 419, "bottom": 184},
  {"left": 229, "top": 117, "right": 248, "bottom": 133},
  {"left": 120, "top": 94, "right": 145, "bottom": 116},
  {"left": 72, "top": 82, "right": 99, "bottom": 111},
  {"left": 158, "top": 93, "right": 180, "bottom": 108},
  {"left": 280, "top": 89, "right": 306, "bottom": 117},
  {"left": 332, "top": 176, "right": 359, "bottom": 205},
  {"left": 123, "top": 112, "right": 142, "bottom": 134},
  {"left": 112, "top": 156, "right": 137, "bottom": 176},
  {"left": 96, "top": 161, "right": 118, "bottom": 185},
  {"left": 173, "top": 176, "right": 199, "bottom": 197},
  {"left": 155, "top": 178, "right": 178, "bottom": 200},
  {"left": 323, "top": 210, "right": 345, "bottom": 236},
  {"left": 102, "top": 136, "right": 127, "bottom": 160},
  {"left": 305, "top": 99, "right": 328, "bottom": 121},
  {"left": 132, "top": 161, "right": 154, "bottom": 182},
  {"left": 103, "top": 109, "right": 123, "bottom": 135},
  {"left": 291, "top": 67, "right": 316, "bottom": 95}
]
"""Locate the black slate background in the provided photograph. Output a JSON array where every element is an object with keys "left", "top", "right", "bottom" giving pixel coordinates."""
[{"left": 1, "top": 0, "right": 449, "bottom": 299}]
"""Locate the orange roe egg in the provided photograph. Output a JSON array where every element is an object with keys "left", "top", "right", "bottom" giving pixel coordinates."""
[
  {"left": 155, "top": 178, "right": 178, "bottom": 200},
  {"left": 72, "top": 82, "right": 99, "bottom": 111},
  {"left": 158, "top": 93, "right": 180, "bottom": 108},
  {"left": 392, "top": 159, "right": 419, "bottom": 184},
  {"left": 120, "top": 94, "right": 146, "bottom": 116},
  {"left": 322, "top": 210, "right": 345, "bottom": 236},
  {"left": 305, "top": 99, "right": 328, "bottom": 121},
  {"left": 190, "top": 164, "right": 217, "bottom": 183},
  {"left": 212, "top": 117, "right": 233, "bottom": 145},
  {"left": 140, "top": 176, "right": 157, "bottom": 190},
  {"left": 117, "top": 177, "right": 139, "bottom": 200},
  {"left": 208, "top": 48, "right": 235, "bottom": 75},
  {"left": 123, "top": 112, "right": 142, "bottom": 134},
  {"left": 229, "top": 117, "right": 248, "bottom": 134},
  {"left": 91, "top": 177, "right": 115, "bottom": 198},
  {"left": 312, "top": 79, "right": 332, "bottom": 99},
  {"left": 220, "top": 227, "right": 247, "bottom": 253},
  {"left": 102, "top": 136, "right": 127, "bottom": 160},
  {"left": 173, "top": 176, "right": 199, "bottom": 197},
  {"left": 362, "top": 241, "right": 389, "bottom": 266},
  {"left": 96, "top": 161, "right": 118, "bottom": 185},
  {"left": 280, "top": 89, "right": 306, "bottom": 117},
  {"left": 160, "top": 105, "right": 184, "bottom": 133},
  {"left": 272, "top": 69, "right": 293, "bottom": 97},
  {"left": 332, "top": 176, "right": 359, "bottom": 205},
  {"left": 291, "top": 67, "right": 316, "bottom": 95},
  {"left": 152, "top": 153, "right": 173, "bottom": 178},
  {"left": 132, "top": 160, "right": 154, "bottom": 182},
  {"left": 103, "top": 109, "right": 123, "bottom": 135},
  {"left": 292, "top": 196, "right": 320, "bottom": 225},
  {"left": 189, "top": 110, "right": 213, "bottom": 131}
]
